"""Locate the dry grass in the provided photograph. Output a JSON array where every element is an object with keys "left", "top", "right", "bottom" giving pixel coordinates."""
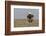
[{"left": 14, "top": 19, "right": 39, "bottom": 27}]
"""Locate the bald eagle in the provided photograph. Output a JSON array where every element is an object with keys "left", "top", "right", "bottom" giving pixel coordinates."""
[{"left": 27, "top": 14, "right": 34, "bottom": 23}]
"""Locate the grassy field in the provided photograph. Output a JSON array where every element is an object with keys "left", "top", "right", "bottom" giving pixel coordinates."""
[{"left": 14, "top": 19, "right": 39, "bottom": 27}]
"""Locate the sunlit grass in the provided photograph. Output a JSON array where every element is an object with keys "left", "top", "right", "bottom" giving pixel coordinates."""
[{"left": 14, "top": 19, "right": 39, "bottom": 27}]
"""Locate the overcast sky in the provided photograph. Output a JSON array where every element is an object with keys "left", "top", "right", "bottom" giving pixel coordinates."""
[{"left": 14, "top": 8, "right": 39, "bottom": 19}]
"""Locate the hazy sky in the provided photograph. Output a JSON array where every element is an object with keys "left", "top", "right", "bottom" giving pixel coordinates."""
[{"left": 14, "top": 8, "right": 39, "bottom": 19}]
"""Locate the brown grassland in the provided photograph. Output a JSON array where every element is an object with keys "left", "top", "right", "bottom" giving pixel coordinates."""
[{"left": 14, "top": 19, "right": 39, "bottom": 27}]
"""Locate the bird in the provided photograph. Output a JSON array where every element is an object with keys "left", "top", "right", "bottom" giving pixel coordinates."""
[{"left": 27, "top": 12, "right": 34, "bottom": 23}]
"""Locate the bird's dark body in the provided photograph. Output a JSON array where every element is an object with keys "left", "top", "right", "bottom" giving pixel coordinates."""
[
  {"left": 27, "top": 14, "right": 34, "bottom": 23},
  {"left": 27, "top": 14, "right": 34, "bottom": 19}
]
